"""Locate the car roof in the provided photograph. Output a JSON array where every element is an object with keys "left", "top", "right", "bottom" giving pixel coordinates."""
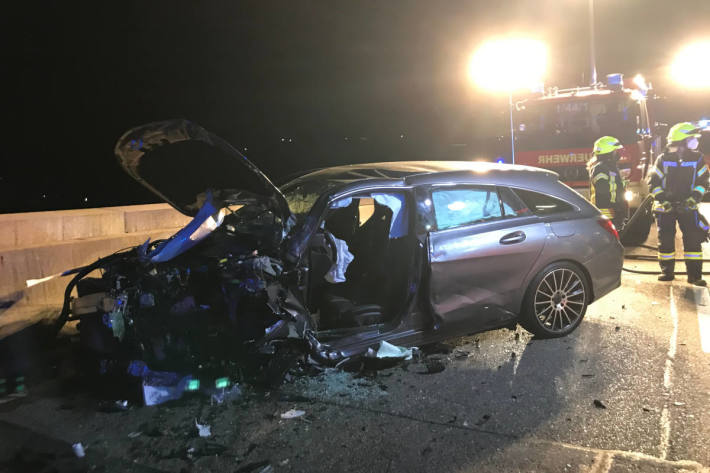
[{"left": 289, "top": 161, "right": 558, "bottom": 187}]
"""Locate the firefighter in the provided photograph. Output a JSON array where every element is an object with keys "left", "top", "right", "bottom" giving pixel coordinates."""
[
  {"left": 588, "top": 136, "right": 627, "bottom": 230},
  {"left": 648, "top": 122, "right": 709, "bottom": 285}
]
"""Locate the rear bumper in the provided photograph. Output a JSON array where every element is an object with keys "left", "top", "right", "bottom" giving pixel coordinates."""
[{"left": 584, "top": 239, "right": 623, "bottom": 303}]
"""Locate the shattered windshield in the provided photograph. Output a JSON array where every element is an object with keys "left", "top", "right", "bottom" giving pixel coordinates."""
[{"left": 281, "top": 178, "right": 342, "bottom": 221}]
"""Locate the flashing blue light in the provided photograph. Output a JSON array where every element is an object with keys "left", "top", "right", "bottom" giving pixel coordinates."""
[
  {"left": 607, "top": 73, "right": 624, "bottom": 86},
  {"left": 495, "top": 157, "right": 505, "bottom": 164},
  {"left": 699, "top": 119, "right": 710, "bottom": 129}
]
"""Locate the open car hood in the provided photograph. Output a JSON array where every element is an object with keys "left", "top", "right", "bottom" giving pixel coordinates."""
[{"left": 115, "top": 119, "right": 291, "bottom": 221}]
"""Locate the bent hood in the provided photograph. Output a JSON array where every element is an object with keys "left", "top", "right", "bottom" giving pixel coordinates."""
[{"left": 115, "top": 119, "right": 290, "bottom": 221}]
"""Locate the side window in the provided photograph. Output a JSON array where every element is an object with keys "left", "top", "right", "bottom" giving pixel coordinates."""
[
  {"left": 498, "top": 186, "right": 533, "bottom": 218},
  {"left": 512, "top": 188, "right": 575, "bottom": 216},
  {"left": 431, "top": 187, "right": 502, "bottom": 230}
]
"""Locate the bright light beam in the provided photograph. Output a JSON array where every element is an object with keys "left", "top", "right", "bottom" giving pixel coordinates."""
[
  {"left": 468, "top": 38, "right": 548, "bottom": 92},
  {"left": 671, "top": 41, "right": 710, "bottom": 89}
]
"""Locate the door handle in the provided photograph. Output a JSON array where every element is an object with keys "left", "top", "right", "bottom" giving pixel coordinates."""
[{"left": 500, "top": 231, "right": 526, "bottom": 245}]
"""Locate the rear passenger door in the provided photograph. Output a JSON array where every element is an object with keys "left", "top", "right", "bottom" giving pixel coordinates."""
[{"left": 427, "top": 185, "right": 548, "bottom": 331}]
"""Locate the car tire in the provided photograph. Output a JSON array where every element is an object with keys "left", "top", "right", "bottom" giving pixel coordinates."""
[{"left": 519, "top": 262, "right": 589, "bottom": 338}]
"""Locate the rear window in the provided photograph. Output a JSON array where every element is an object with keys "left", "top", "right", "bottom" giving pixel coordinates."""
[{"left": 512, "top": 188, "right": 575, "bottom": 216}]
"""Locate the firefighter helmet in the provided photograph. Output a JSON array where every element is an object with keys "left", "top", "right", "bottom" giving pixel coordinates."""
[
  {"left": 593, "top": 136, "right": 623, "bottom": 155},
  {"left": 667, "top": 122, "right": 701, "bottom": 143}
]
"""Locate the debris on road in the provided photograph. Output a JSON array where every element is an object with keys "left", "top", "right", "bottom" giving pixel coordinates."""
[
  {"left": 210, "top": 384, "right": 242, "bottom": 405},
  {"left": 128, "top": 431, "right": 142, "bottom": 438},
  {"left": 673, "top": 401, "right": 686, "bottom": 406},
  {"left": 453, "top": 349, "right": 470, "bottom": 359},
  {"left": 419, "top": 357, "right": 445, "bottom": 374},
  {"left": 98, "top": 399, "right": 130, "bottom": 412},
  {"left": 235, "top": 460, "right": 272, "bottom": 473},
  {"left": 593, "top": 399, "right": 607, "bottom": 409},
  {"left": 72, "top": 443, "right": 85, "bottom": 458},
  {"left": 195, "top": 419, "right": 212, "bottom": 437},
  {"left": 284, "top": 368, "right": 386, "bottom": 402},
  {"left": 475, "top": 414, "right": 491, "bottom": 426},
  {"left": 280, "top": 409, "right": 306, "bottom": 419},
  {"left": 368, "top": 341, "right": 414, "bottom": 361}
]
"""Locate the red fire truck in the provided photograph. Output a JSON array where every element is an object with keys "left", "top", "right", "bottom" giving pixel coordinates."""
[{"left": 512, "top": 74, "right": 659, "bottom": 244}]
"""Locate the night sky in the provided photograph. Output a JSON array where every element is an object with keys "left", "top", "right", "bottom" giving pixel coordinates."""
[{"left": 4, "top": 0, "right": 710, "bottom": 213}]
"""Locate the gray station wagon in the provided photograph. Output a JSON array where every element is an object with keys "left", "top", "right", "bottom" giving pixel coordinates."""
[{"left": 60, "top": 119, "right": 623, "bottom": 381}]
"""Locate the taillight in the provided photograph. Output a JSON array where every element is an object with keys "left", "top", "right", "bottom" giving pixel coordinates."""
[{"left": 598, "top": 217, "right": 619, "bottom": 241}]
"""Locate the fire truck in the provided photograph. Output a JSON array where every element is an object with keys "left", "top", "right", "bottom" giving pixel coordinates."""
[{"left": 512, "top": 74, "right": 659, "bottom": 245}]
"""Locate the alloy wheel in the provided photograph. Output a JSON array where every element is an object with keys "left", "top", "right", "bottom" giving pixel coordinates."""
[{"left": 533, "top": 268, "right": 586, "bottom": 334}]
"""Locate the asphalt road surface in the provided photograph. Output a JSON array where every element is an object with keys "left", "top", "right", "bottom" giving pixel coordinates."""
[{"left": 0, "top": 218, "right": 709, "bottom": 472}]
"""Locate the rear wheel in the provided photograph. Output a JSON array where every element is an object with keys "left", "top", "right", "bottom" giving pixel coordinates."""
[{"left": 519, "top": 262, "right": 589, "bottom": 338}]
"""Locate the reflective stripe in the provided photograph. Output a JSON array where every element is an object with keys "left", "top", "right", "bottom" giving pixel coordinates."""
[
  {"left": 653, "top": 167, "right": 664, "bottom": 178},
  {"left": 609, "top": 174, "right": 617, "bottom": 203},
  {"left": 653, "top": 201, "right": 670, "bottom": 212},
  {"left": 658, "top": 252, "right": 675, "bottom": 260},
  {"left": 684, "top": 252, "right": 703, "bottom": 260},
  {"left": 651, "top": 186, "right": 663, "bottom": 196},
  {"left": 592, "top": 173, "right": 609, "bottom": 183},
  {"left": 694, "top": 185, "right": 706, "bottom": 195},
  {"left": 600, "top": 208, "right": 615, "bottom": 218},
  {"left": 681, "top": 161, "right": 697, "bottom": 167},
  {"left": 663, "top": 161, "right": 678, "bottom": 167},
  {"left": 698, "top": 166, "right": 708, "bottom": 177}
]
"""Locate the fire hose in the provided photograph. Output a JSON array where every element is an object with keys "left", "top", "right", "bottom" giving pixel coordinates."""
[{"left": 621, "top": 195, "right": 710, "bottom": 275}]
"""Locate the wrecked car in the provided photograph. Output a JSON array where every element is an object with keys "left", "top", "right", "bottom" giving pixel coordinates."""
[{"left": 57, "top": 119, "right": 623, "bottom": 393}]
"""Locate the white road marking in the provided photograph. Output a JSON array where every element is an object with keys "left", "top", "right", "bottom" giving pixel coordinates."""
[
  {"left": 691, "top": 286, "right": 710, "bottom": 353},
  {"left": 533, "top": 439, "right": 708, "bottom": 472},
  {"left": 584, "top": 451, "right": 614, "bottom": 473},
  {"left": 659, "top": 285, "right": 678, "bottom": 460}
]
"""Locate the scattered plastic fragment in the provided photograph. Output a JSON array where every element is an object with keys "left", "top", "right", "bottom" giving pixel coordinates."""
[
  {"left": 195, "top": 419, "right": 211, "bottom": 437},
  {"left": 673, "top": 401, "right": 686, "bottom": 406},
  {"left": 280, "top": 409, "right": 306, "bottom": 419},
  {"left": 72, "top": 443, "right": 85, "bottom": 458},
  {"left": 187, "top": 379, "right": 200, "bottom": 391},
  {"left": 593, "top": 399, "right": 607, "bottom": 409},
  {"left": 142, "top": 372, "right": 195, "bottom": 406},
  {"left": 210, "top": 384, "right": 242, "bottom": 405},
  {"left": 128, "top": 431, "right": 142, "bottom": 438},
  {"left": 371, "top": 341, "right": 414, "bottom": 360}
]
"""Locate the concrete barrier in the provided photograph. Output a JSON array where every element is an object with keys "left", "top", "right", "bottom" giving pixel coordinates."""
[{"left": 0, "top": 204, "right": 191, "bottom": 307}]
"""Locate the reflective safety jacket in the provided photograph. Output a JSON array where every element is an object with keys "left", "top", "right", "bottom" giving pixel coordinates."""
[
  {"left": 648, "top": 150, "right": 708, "bottom": 208},
  {"left": 589, "top": 158, "right": 626, "bottom": 220}
]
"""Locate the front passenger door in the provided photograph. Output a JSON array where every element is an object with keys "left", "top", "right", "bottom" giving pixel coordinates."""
[{"left": 427, "top": 185, "right": 547, "bottom": 331}]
